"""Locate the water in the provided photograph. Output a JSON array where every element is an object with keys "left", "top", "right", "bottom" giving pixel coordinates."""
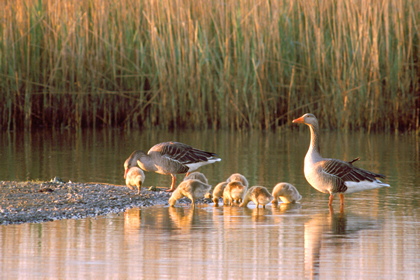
[{"left": 0, "top": 129, "right": 419, "bottom": 279}]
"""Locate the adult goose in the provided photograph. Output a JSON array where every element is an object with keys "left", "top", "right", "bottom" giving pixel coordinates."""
[
  {"left": 292, "top": 113, "right": 390, "bottom": 207},
  {"left": 124, "top": 142, "right": 221, "bottom": 192}
]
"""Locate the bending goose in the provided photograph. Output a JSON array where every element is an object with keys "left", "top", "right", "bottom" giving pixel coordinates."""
[
  {"left": 124, "top": 142, "right": 221, "bottom": 192},
  {"left": 292, "top": 113, "right": 390, "bottom": 208}
]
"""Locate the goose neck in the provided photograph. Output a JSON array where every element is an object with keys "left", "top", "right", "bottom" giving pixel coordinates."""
[
  {"left": 137, "top": 154, "right": 157, "bottom": 172},
  {"left": 307, "top": 123, "right": 322, "bottom": 160}
]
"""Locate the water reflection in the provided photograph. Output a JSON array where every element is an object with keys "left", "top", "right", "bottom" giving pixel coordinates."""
[
  {"left": 168, "top": 206, "right": 206, "bottom": 233},
  {"left": 1, "top": 200, "right": 419, "bottom": 279},
  {"left": 124, "top": 208, "right": 142, "bottom": 231},
  {"left": 0, "top": 130, "right": 419, "bottom": 279},
  {"left": 271, "top": 202, "right": 302, "bottom": 214},
  {"left": 243, "top": 206, "right": 271, "bottom": 223},
  {"left": 304, "top": 209, "right": 382, "bottom": 280}
]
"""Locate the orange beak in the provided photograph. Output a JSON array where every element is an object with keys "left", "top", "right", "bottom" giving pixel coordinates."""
[{"left": 292, "top": 116, "right": 305, "bottom": 123}]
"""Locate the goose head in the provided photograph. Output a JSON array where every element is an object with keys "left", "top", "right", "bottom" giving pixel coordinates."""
[
  {"left": 124, "top": 150, "right": 145, "bottom": 179},
  {"left": 292, "top": 113, "right": 318, "bottom": 126}
]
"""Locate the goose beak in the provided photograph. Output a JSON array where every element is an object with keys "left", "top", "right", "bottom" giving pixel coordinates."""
[{"left": 292, "top": 116, "right": 305, "bottom": 123}]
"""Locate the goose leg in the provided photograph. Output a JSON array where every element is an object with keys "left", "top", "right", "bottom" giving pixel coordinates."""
[
  {"left": 166, "top": 174, "right": 177, "bottom": 192},
  {"left": 328, "top": 194, "right": 334, "bottom": 206},
  {"left": 329, "top": 204, "right": 334, "bottom": 214},
  {"left": 339, "top": 194, "right": 345, "bottom": 212},
  {"left": 339, "top": 193, "right": 345, "bottom": 206}
]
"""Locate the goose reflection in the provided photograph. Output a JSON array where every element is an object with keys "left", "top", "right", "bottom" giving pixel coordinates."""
[{"left": 304, "top": 208, "right": 382, "bottom": 280}]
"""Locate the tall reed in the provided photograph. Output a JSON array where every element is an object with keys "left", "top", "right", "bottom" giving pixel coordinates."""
[{"left": 0, "top": 0, "right": 418, "bottom": 131}]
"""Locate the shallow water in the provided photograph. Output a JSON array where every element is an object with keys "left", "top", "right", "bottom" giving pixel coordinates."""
[{"left": 0, "top": 129, "right": 419, "bottom": 279}]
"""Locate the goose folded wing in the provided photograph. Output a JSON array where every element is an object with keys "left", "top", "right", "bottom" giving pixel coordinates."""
[
  {"left": 321, "top": 159, "right": 385, "bottom": 183},
  {"left": 151, "top": 142, "right": 214, "bottom": 164},
  {"left": 159, "top": 154, "right": 190, "bottom": 174},
  {"left": 166, "top": 145, "right": 208, "bottom": 164},
  {"left": 149, "top": 142, "right": 189, "bottom": 159},
  {"left": 319, "top": 160, "right": 351, "bottom": 193}
]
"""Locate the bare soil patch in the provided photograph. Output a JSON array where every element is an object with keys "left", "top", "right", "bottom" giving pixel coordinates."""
[{"left": 0, "top": 180, "right": 173, "bottom": 225}]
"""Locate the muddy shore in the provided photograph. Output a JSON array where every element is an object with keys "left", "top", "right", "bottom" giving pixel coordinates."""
[{"left": 0, "top": 180, "right": 176, "bottom": 225}]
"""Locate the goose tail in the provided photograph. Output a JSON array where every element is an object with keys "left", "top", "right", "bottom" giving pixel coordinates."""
[{"left": 344, "top": 179, "right": 390, "bottom": 194}]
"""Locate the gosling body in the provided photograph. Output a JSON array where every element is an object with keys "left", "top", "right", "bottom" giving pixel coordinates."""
[
  {"left": 271, "top": 182, "right": 302, "bottom": 204},
  {"left": 240, "top": 186, "right": 273, "bottom": 208},
  {"left": 212, "top": 182, "right": 228, "bottom": 206},
  {"left": 226, "top": 173, "right": 249, "bottom": 188},
  {"left": 124, "top": 167, "right": 145, "bottom": 194},
  {"left": 183, "top": 172, "right": 208, "bottom": 184},
  {"left": 223, "top": 181, "right": 247, "bottom": 206},
  {"left": 168, "top": 179, "right": 211, "bottom": 207}
]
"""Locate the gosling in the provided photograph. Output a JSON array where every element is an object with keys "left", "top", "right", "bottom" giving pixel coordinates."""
[
  {"left": 212, "top": 181, "right": 228, "bottom": 206},
  {"left": 240, "top": 186, "right": 273, "bottom": 208},
  {"left": 125, "top": 167, "right": 145, "bottom": 194},
  {"left": 271, "top": 182, "right": 302, "bottom": 204},
  {"left": 183, "top": 171, "right": 208, "bottom": 184},
  {"left": 226, "top": 173, "right": 249, "bottom": 188},
  {"left": 168, "top": 179, "right": 211, "bottom": 207},
  {"left": 223, "top": 181, "right": 247, "bottom": 206}
]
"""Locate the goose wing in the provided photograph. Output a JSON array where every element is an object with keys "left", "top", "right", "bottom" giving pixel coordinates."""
[
  {"left": 149, "top": 142, "right": 219, "bottom": 164},
  {"left": 319, "top": 159, "right": 386, "bottom": 193}
]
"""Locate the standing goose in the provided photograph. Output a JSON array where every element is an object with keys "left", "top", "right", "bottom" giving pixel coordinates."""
[
  {"left": 292, "top": 113, "right": 390, "bottom": 208},
  {"left": 124, "top": 142, "right": 221, "bottom": 192}
]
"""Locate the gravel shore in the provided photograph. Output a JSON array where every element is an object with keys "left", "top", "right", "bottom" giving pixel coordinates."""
[{"left": 0, "top": 180, "right": 174, "bottom": 225}]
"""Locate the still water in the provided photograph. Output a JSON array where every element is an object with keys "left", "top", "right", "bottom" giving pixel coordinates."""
[{"left": 0, "top": 128, "right": 419, "bottom": 279}]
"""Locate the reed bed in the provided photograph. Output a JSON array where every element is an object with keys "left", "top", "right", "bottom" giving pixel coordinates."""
[{"left": 0, "top": 0, "right": 418, "bottom": 131}]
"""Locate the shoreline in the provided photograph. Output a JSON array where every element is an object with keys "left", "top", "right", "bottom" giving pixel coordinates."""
[{"left": 0, "top": 180, "right": 173, "bottom": 225}]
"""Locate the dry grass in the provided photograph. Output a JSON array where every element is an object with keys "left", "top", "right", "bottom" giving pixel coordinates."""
[{"left": 0, "top": 0, "right": 418, "bottom": 131}]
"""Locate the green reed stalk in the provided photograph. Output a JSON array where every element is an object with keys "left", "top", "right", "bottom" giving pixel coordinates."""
[{"left": 0, "top": 0, "right": 418, "bottom": 131}]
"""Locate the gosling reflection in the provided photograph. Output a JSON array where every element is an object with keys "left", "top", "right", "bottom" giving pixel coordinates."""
[
  {"left": 168, "top": 206, "right": 204, "bottom": 232},
  {"left": 222, "top": 205, "right": 245, "bottom": 228},
  {"left": 124, "top": 208, "right": 142, "bottom": 231},
  {"left": 304, "top": 208, "right": 381, "bottom": 280},
  {"left": 243, "top": 206, "right": 271, "bottom": 223},
  {"left": 271, "top": 202, "right": 302, "bottom": 215},
  {"left": 270, "top": 203, "right": 302, "bottom": 224}
]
